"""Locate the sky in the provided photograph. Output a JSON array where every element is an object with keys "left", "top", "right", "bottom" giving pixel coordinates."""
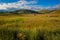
[{"left": 0, "top": 0, "right": 60, "bottom": 11}]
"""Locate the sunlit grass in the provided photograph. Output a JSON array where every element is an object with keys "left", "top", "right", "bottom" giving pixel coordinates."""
[{"left": 0, "top": 13, "right": 60, "bottom": 40}]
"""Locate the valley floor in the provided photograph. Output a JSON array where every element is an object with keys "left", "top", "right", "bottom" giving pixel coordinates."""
[{"left": 0, "top": 13, "right": 60, "bottom": 40}]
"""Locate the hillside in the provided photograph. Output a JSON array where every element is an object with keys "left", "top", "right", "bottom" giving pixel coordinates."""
[
  {"left": 11, "top": 9, "right": 40, "bottom": 14},
  {"left": 0, "top": 9, "right": 41, "bottom": 16},
  {"left": 0, "top": 9, "right": 60, "bottom": 16},
  {"left": 0, "top": 9, "right": 60, "bottom": 40},
  {"left": 50, "top": 9, "right": 60, "bottom": 14}
]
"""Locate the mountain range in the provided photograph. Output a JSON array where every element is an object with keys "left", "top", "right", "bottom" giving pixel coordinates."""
[{"left": 0, "top": 7, "right": 60, "bottom": 15}]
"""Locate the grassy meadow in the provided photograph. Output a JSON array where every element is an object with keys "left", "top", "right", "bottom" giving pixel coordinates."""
[{"left": 0, "top": 10, "right": 60, "bottom": 40}]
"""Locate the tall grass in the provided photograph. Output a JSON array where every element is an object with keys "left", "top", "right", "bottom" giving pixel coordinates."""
[
  {"left": 0, "top": 13, "right": 60, "bottom": 40},
  {"left": 0, "top": 28, "right": 60, "bottom": 40}
]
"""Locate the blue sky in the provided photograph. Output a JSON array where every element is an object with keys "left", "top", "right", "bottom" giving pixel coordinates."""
[
  {"left": 0, "top": 0, "right": 19, "bottom": 3},
  {"left": 37, "top": 0, "right": 60, "bottom": 6},
  {"left": 0, "top": 0, "right": 60, "bottom": 10}
]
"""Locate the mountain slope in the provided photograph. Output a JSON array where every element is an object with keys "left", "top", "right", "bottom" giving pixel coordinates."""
[
  {"left": 50, "top": 9, "right": 60, "bottom": 14},
  {"left": 9, "top": 9, "right": 41, "bottom": 14}
]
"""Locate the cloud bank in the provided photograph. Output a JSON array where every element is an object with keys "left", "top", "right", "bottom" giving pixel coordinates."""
[
  {"left": 0, "top": 0, "right": 37, "bottom": 10},
  {"left": 0, "top": 0, "right": 60, "bottom": 11}
]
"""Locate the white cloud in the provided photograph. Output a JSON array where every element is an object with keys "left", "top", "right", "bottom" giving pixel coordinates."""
[
  {"left": 54, "top": 4, "right": 60, "bottom": 9},
  {"left": 44, "top": 4, "right": 60, "bottom": 10},
  {"left": 0, "top": 0, "right": 37, "bottom": 10},
  {"left": 0, "top": 0, "right": 60, "bottom": 11}
]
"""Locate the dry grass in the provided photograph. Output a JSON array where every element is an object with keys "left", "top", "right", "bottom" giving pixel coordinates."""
[{"left": 0, "top": 13, "right": 60, "bottom": 40}]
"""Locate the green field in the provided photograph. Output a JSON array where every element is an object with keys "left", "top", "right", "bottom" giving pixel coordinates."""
[{"left": 0, "top": 10, "right": 60, "bottom": 40}]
